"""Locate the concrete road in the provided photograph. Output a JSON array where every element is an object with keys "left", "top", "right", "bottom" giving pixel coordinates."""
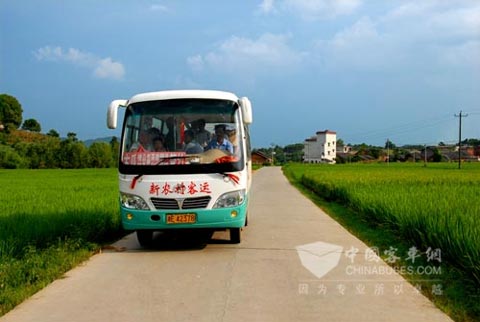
[{"left": 1, "top": 167, "right": 452, "bottom": 322}]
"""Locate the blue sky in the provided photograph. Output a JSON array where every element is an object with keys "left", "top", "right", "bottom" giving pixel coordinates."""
[{"left": 1, "top": 0, "right": 479, "bottom": 148}]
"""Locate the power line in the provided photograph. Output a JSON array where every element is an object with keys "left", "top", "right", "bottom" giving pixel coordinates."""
[
  {"left": 342, "top": 114, "right": 453, "bottom": 143},
  {"left": 337, "top": 109, "right": 479, "bottom": 146}
]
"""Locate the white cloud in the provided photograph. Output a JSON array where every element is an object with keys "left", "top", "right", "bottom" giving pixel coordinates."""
[
  {"left": 34, "top": 46, "right": 125, "bottom": 80},
  {"left": 187, "top": 33, "right": 305, "bottom": 74},
  {"left": 94, "top": 58, "right": 125, "bottom": 80},
  {"left": 382, "top": 2, "right": 480, "bottom": 39},
  {"left": 277, "top": 0, "right": 362, "bottom": 20},
  {"left": 316, "top": 2, "right": 480, "bottom": 72},
  {"left": 427, "top": 5, "right": 480, "bottom": 39},
  {"left": 383, "top": 2, "right": 435, "bottom": 20},
  {"left": 186, "top": 55, "right": 204, "bottom": 72},
  {"left": 34, "top": 46, "right": 94, "bottom": 66},
  {"left": 318, "top": 17, "right": 398, "bottom": 71},
  {"left": 150, "top": 4, "right": 169, "bottom": 12},
  {"left": 439, "top": 40, "right": 480, "bottom": 68},
  {"left": 330, "top": 16, "right": 379, "bottom": 49},
  {"left": 258, "top": 0, "right": 276, "bottom": 14}
]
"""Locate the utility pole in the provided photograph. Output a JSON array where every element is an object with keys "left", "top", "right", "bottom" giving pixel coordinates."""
[
  {"left": 270, "top": 143, "right": 275, "bottom": 166},
  {"left": 454, "top": 111, "right": 468, "bottom": 169},
  {"left": 386, "top": 138, "right": 389, "bottom": 165},
  {"left": 424, "top": 144, "right": 427, "bottom": 167}
]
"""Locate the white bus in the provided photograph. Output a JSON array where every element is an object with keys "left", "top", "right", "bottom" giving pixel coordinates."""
[{"left": 107, "top": 90, "right": 253, "bottom": 246}]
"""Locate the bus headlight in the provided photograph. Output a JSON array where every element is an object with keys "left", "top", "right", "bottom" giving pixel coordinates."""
[
  {"left": 120, "top": 193, "right": 150, "bottom": 210},
  {"left": 213, "top": 190, "right": 246, "bottom": 209}
]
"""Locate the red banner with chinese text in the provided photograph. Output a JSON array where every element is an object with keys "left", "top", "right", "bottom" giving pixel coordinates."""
[{"left": 122, "top": 152, "right": 187, "bottom": 165}]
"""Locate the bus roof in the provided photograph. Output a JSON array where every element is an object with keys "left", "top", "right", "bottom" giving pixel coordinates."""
[{"left": 127, "top": 90, "right": 239, "bottom": 105}]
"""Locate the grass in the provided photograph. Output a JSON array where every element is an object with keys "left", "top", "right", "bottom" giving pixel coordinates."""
[
  {"left": 0, "top": 169, "right": 123, "bottom": 316},
  {"left": 283, "top": 162, "right": 480, "bottom": 322}
]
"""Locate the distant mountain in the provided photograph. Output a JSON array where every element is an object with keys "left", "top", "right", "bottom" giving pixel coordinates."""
[{"left": 83, "top": 136, "right": 119, "bottom": 147}]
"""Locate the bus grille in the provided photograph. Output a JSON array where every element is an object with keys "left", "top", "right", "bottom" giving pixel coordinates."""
[{"left": 150, "top": 196, "right": 211, "bottom": 210}]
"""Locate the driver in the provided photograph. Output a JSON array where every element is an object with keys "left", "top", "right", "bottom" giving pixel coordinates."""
[{"left": 205, "top": 124, "right": 234, "bottom": 154}]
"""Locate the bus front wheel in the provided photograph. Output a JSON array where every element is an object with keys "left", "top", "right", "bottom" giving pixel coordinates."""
[
  {"left": 137, "top": 230, "right": 154, "bottom": 247},
  {"left": 230, "top": 228, "right": 241, "bottom": 244}
]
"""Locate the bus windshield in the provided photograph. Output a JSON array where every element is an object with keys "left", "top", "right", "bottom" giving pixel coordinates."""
[{"left": 119, "top": 98, "right": 245, "bottom": 174}]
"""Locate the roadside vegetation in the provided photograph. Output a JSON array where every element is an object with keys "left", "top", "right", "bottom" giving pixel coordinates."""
[
  {"left": 0, "top": 169, "right": 123, "bottom": 316},
  {"left": 0, "top": 93, "right": 119, "bottom": 170},
  {"left": 283, "top": 162, "right": 480, "bottom": 322}
]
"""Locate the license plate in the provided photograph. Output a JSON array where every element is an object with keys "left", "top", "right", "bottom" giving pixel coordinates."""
[{"left": 166, "top": 213, "right": 196, "bottom": 224}]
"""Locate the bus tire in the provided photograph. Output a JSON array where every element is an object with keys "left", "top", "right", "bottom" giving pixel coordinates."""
[
  {"left": 137, "top": 230, "right": 154, "bottom": 248},
  {"left": 230, "top": 228, "right": 241, "bottom": 244}
]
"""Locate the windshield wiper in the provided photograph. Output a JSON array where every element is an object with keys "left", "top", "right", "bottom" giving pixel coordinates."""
[{"left": 155, "top": 155, "right": 195, "bottom": 165}]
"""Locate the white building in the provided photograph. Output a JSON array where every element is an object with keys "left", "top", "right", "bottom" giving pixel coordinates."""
[{"left": 303, "top": 130, "right": 337, "bottom": 164}]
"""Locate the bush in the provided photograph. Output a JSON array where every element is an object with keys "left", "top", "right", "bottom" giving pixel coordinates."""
[{"left": 0, "top": 145, "right": 27, "bottom": 169}]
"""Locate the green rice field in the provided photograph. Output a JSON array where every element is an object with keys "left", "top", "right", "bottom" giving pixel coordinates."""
[
  {"left": 0, "top": 169, "right": 122, "bottom": 315},
  {"left": 283, "top": 162, "right": 480, "bottom": 287},
  {"left": 1, "top": 165, "right": 479, "bottom": 318}
]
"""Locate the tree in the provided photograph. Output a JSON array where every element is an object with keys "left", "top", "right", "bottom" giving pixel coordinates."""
[
  {"left": 0, "top": 94, "right": 23, "bottom": 132},
  {"left": 462, "top": 138, "right": 480, "bottom": 147},
  {"left": 22, "top": 118, "right": 42, "bottom": 132},
  {"left": 58, "top": 134, "right": 88, "bottom": 168},
  {"left": 67, "top": 132, "right": 78, "bottom": 142},
  {"left": 59, "top": 141, "right": 88, "bottom": 168},
  {"left": 110, "top": 136, "right": 120, "bottom": 167},
  {"left": 10, "top": 133, "right": 61, "bottom": 168},
  {"left": 273, "top": 145, "right": 285, "bottom": 164},
  {"left": 432, "top": 148, "right": 442, "bottom": 162},
  {"left": 88, "top": 142, "right": 113, "bottom": 168},
  {"left": 369, "top": 147, "right": 382, "bottom": 159},
  {"left": 47, "top": 129, "right": 60, "bottom": 137},
  {"left": 0, "top": 144, "right": 27, "bottom": 169},
  {"left": 37, "top": 136, "right": 61, "bottom": 168},
  {"left": 283, "top": 143, "right": 304, "bottom": 162},
  {"left": 385, "top": 139, "right": 396, "bottom": 150}
]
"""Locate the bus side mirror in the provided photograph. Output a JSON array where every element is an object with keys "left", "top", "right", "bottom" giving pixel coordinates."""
[
  {"left": 239, "top": 97, "right": 253, "bottom": 124},
  {"left": 107, "top": 99, "right": 127, "bottom": 129}
]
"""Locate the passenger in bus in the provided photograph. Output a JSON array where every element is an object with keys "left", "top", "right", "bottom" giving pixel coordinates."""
[
  {"left": 226, "top": 125, "right": 238, "bottom": 155},
  {"left": 183, "top": 130, "right": 204, "bottom": 154},
  {"left": 164, "top": 117, "right": 176, "bottom": 151},
  {"left": 130, "top": 128, "right": 160, "bottom": 152},
  {"left": 194, "top": 119, "right": 211, "bottom": 147},
  {"left": 205, "top": 124, "right": 234, "bottom": 154},
  {"left": 153, "top": 136, "right": 167, "bottom": 152}
]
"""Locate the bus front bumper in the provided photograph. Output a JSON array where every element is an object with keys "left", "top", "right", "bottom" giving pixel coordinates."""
[{"left": 120, "top": 203, "right": 247, "bottom": 231}]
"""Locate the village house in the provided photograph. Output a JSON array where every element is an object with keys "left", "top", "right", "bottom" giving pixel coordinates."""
[
  {"left": 252, "top": 150, "right": 273, "bottom": 165},
  {"left": 303, "top": 130, "right": 337, "bottom": 164},
  {"left": 417, "top": 146, "right": 479, "bottom": 162}
]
